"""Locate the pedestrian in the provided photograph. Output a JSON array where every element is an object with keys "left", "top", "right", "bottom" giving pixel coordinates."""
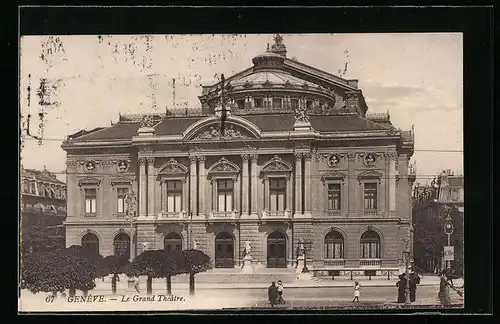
[
  {"left": 396, "top": 274, "right": 407, "bottom": 303},
  {"left": 276, "top": 280, "right": 286, "bottom": 304},
  {"left": 409, "top": 272, "right": 421, "bottom": 302},
  {"left": 438, "top": 272, "right": 451, "bottom": 306},
  {"left": 268, "top": 281, "right": 278, "bottom": 307},
  {"left": 352, "top": 281, "right": 360, "bottom": 303},
  {"left": 133, "top": 277, "right": 141, "bottom": 294}
]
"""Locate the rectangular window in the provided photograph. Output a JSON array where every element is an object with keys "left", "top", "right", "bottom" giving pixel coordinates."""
[
  {"left": 166, "top": 180, "right": 183, "bottom": 213},
  {"left": 306, "top": 100, "right": 313, "bottom": 109},
  {"left": 360, "top": 242, "right": 380, "bottom": 258},
  {"left": 272, "top": 98, "right": 282, "bottom": 109},
  {"left": 237, "top": 99, "right": 245, "bottom": 109},
  {"left": 269, "top": 178, "right": 286, "bottom": 212},
  {"left": 117, "top": 188, "right": 128, "bottom": 213},
  {"left": 254, "top": 98, "right": 263, "bottom": 108},
  {"left": 363, "top": 183, "right": 377, "bottom": 210},
  {"left": 327, "top": 184, "right": 341, "bottom": 210},
  {"left": 291, "top": 98, "right": 299, "bottom": 110},
  {"left": 84, "top": 188, "right": 97, "bottom": 214},
  {"left": 217, "top": 179, "right": 234, "bottom": 212}
]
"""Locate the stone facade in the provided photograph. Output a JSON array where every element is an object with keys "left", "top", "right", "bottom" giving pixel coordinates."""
[{"left": 62, "top": 35, "right": 415, "bottom": 271}]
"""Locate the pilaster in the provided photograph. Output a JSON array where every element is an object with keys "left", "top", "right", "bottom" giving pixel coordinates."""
[
  {"left": 138, "top": 158, "right": 147, "bottom": 218},
  {"left": 250, "top": 154, "right": 259, "bottom": 217},
  {"left": 303, "top": 152, "right": 312, "bottom": 217},
  {"left": 198, "top": 156, "right": 206, "bottom": 217},
  {"left": 241, "top": 154, "right": 249, "bottom": 216},
  {"left": 147, "top": 157, "right": 155, "bottom": 217},
  {"left": 294, "top": 153, "right": 303, "bottom": 217},
  {"left": 189, "top": 156, "right": 198, "bottom": 217}
]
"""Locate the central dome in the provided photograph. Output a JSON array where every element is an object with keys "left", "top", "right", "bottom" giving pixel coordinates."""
[{"left": 252, "top": 51, "right": 285, "bottom": 71}]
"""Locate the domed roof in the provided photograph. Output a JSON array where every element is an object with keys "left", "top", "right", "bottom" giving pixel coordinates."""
[{"left": 230, "top": 70, "right": 317, "bottom": 88}]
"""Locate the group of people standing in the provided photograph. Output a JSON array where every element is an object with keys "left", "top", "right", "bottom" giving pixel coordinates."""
[
  {"left": 396, "top": 272, "right": 422, "bottom": 303},
  {"left": 267, "top": 280, "right": 286, "bottom": 307}
]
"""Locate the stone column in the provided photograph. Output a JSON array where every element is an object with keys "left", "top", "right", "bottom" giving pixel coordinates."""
[
  {"left": 211, "top": 179, "right": 217, "bottom": 212},
  {"left": 234, "top": 173, "right": 240, "bottom": 213},
  {"left": 303, "top": 152, "right": 312, "bottom": 217},
  {"left": 263, "top": 177, "right": 270, "bottom": 211},
  {"left": 241, "top": 154, "right": 249, "bottom": 216},
  {"left": 250, "top": 154, "right": 259, "bottom": 217},
  {"left": 286, "top": 175, "right": 292, "bottom": 212},
  {"left": 189, "top": 156, "right": 198, "bottom": 216},
  {"left": 147, "top": 157, "right": 155, "bottom": 217},
  {"left": 182, "top": 178, "right": 189, "bottom": 214},
  {"left": 294, "top": 153, "right": 303, "bottom": 217},
  {"left": 138, "top": 158, "right": 147, "bottom": 218},
  {"left": 198, "top": 156, "right": 206, "bottom": 217},
  {"left": 389, "top": 155, "right": 397, "bottom": 213}
]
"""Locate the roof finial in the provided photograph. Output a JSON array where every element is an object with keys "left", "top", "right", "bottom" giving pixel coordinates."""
[
  {"left": 266, "top": 43, "right": 270, "bottom": 52},
  {"left": 271, "top": 34, "right": 287, "bottom": 57}
]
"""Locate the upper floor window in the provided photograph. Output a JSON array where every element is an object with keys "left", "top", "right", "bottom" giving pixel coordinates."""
[
  {"left": 291, "top": 98, "right": 299, "bottom": 110},
  {"left": 237, "top": 99, "right": 245, "bottom": 109},
  {"left": 217, "top": 179, "right": 233, "bottom": 212},
  {"left": 272, "top": 98, "right": 282, "bottom": 109},
  {"left": 327, "top": 183, "right": 341, "bottom": 210},
  {"left": 254, "top": 98, "right": 263, "bottom": 108},
  {"left": 166, "top": 180, "right": 183, "bottom": 213},
  {"left": 85, "top": 188, "right": 97, "bottom": 214},
  {"left": 269, "top": 178, "right": 286, "bottom": 212},
  {"left": 306, "top": 100, "right": 313, "bottom": 109},
  {"left": 117, "top": 188, "right": 128, "bottom": 214},
  {"left": 363, "top": 183, "right": 377, "bottom": 210}
]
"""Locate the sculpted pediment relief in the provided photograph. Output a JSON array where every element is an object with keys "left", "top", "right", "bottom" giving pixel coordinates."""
[
  {"left": 261, "top": 155, "right": 292, "bottom": 173},
  {"left": 110, "top": 176, "right": 133, "bottom": 187},
  {"left": 320, "top": 170, "right": 346, "bottom": 184},
  {"left": 159, "top": 159, "right": 188, "bottom": 174},
  {"left": 209, "top": 157, "right": 240, "bottom": 174},
  {"left": 357, "top": 170, "right": 383, "bottom": 183},
  {"left": 78, "top": 177, "right": 101, "bottom": 187},
  {"left": 191, "top": 123, "right": 253, "bottom": 141}
]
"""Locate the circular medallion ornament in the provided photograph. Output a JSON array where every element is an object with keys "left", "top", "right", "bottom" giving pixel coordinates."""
[
  {"left": 326, "top": 154, "right": 341, "bottom": 168},
  {"left": 84, "top": 161, "right": 96, "bottom": 172},
  {"left": 363, "top": 153, "right": 377, "bottom": 167},
  {"left": 117, "top": 160, "right": 129, "bottom": 173}
]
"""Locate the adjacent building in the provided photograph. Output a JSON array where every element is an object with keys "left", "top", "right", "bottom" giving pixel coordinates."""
[
  {"left": 21, "top": 167, "right": 67, "bottom": 253},
  {"left": 62, "top": 35, "right": 415, "bottom": 271},
  {"left": 412, "top": 169, "right": 464, "bottom": 273}
]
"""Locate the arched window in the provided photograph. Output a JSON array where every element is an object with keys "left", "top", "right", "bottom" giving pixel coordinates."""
[
  {"left": 81, "top": 233, "right": 99, "bottom": 256},
  {"left": 360, "top": 230, "right": 381, "bottom": 259},
  {"left": 324, "top": 230, "right": 344, "bottom": 259},
  {"left": 164, "top": 232, "right": 182, "bottom": 252},
  {"left": 113, "top": 233, "right": 130, "bottom": 259}
]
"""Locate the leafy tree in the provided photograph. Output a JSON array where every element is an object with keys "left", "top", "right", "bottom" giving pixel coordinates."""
[
  {"left": 181, "top": 249, "right": 211, "bottom": 296},
  {"left": 21, "top": 248, "right": 96, "bottom": 297},
  {"left": 101, "top": 255, "right": 130, "bottom": 295},
  {"left": 20, "top": 214, "right": 65, "bottom": 256},
  {"left": 125, "top": 250, "right": 167, "bottom": 295},
  {"left": 65, "top": 245, "right": 104, "bottom": 295},
  {"left": 163, "top": 249, "right": 185, "bottom": 295}
]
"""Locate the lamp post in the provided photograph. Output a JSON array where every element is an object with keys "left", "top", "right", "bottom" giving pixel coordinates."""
[
  {"left": 125, "top": 189, "right": 137, "bottom": 262},
  {"left": 402, "top": 238, "right": 411, "bottom": 304},
  {"left": 443, "top": 210, "right": 454, "bottom": 270}
]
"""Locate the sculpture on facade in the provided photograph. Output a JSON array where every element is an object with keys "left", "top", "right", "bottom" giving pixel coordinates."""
[
  {"left": 194, "top": 124, "right": 249, "bottom": 140},
  {"left": 117, "top": 160, "right": 129, "bottom": 172},
  {"left": 294, "top": 105, "right": 309, "bottom": 123},
  {"left": 244, "top": 241, "right": 252, "bottom": 257},
  {"left": 140, "top": 115, "right": 155, "bottom": 128}
]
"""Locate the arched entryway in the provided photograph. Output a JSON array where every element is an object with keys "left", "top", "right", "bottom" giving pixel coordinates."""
[
  {"left": 215, "top": 232, "right": 234, "bottom": 268},
  {"left": 81, "top": 233, "right": 99, "bottom": 256},
  {"left": 164, "top": 232, "right": 183, "bottom": 252},
  {"left": 113, "top": 233, "right": 130, "bottom": 259},
  {"left": 267, "top": 231, "right": 287, "bottom": 268}
]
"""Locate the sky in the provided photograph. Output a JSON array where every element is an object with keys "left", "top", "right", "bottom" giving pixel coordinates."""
[{"left": 19, "top": 33, "right": 463, "bottom": 185}]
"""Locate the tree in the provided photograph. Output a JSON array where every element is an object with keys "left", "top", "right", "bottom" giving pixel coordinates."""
[
  {"left": 181, "top": 249, "right": 211, "bottom": 296},
  {"left": 20, "top": 213, "right": 65, "bottom": 256},
  {"left": 65, "top": 245, "right": 104, "bottom": 296},
  {"left": 101, "top": 255, "right": 130, "bottom": 295},
  {"left": 125, "top": 250, "right": 168, "bottom": 295},
  {"left": 163, "top": 250, "right": 185, "bottom": 295},
  {"left": 21, "top": 248, "right": 96, "bottom": 297}
]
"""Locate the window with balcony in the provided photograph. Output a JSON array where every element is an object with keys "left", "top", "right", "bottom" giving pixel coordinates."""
[
  {"left": 363, "top": 183, "right": 378, "bottom": 210},
  {"left": 360, "top": 230, "right": 381, "bottom": 259},
  {"left": 327, "top": 183, "right": 341, "bottom": 210},
  {"left": 217, "top": 179, "right": 234, "bottom": 212},
  {"left": 117, "top": 188, "right": 128, "bottom": 214},
  {"left": 166, "top": 180, "right": 183, "bottom": 213},
  {"left": 84, "top": 188, "right": 97, "bottom": 214},
  {"left": 269, "top": 178, "right": 286, "bottom": 212}
]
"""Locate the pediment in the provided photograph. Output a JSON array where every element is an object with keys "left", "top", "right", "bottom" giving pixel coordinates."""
[
  {"left": 320, "top": 170, "right": 346, "bottom": 183},
  {"left": 261, "top": 155, "right": 293, "bottom": 173},
  {"left": 159, "top": 159, "right": 188, "bottom": 174},
  {"left": 208, "top": 157, "right": 240, "bottom": 174},
  {"left": 190, "top": 123, "right": 255, "bottom": 141},
  {"left": 357, "top": 170, "right": 383, "bottom": 180},
  {"left": 78, "top": 177, "right": 101, "bottom": 187},
  {"left": 110, "top": 176, "right": 133, "bottom": 187}
]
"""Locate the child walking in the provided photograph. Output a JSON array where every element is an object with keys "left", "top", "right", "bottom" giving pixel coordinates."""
[{"left": 352, "top": 281, "right": 360, "bottom": 303}]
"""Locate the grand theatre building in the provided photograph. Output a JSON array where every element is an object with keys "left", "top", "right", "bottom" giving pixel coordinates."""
[{"left": 62, "top": 35, "right": 415, "bottom": 271}]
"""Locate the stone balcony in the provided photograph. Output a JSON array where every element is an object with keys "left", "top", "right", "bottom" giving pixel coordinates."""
[
  {"left": 359, "top": 258, "right": 381, "bottom": 268},
  {"left": 209, "top": 210, "right": 238, "bottom": 221},
  {"left": 323, "top": 259, "right": 346, "bottom": 268},
  {"left": 261, "top": 210, "right": 292, "bottom": 220},
  {"left": 156, "top": 211, "right": 186, "bottom": 221}
]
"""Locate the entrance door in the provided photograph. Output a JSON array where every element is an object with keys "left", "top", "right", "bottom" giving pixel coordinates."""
[
  {"left": 215, "top": 232, "right": 234, "bottom": 268},
  {"left": 267, "top": 231, "right": 287, "bottom": 268},
  {"left": 164, "top": 232, "right": 182, "bottom": 252}
]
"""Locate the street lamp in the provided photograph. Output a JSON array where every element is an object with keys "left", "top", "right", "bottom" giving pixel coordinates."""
[
  {"left": 402, "top": 238, "right": 411, "bottom": 305},
  {"left": 443, "top": 211, "right": 454, "bottom": 270},
  {"left": 125, "top": 189, "right": 137, "bottom": 262}
]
